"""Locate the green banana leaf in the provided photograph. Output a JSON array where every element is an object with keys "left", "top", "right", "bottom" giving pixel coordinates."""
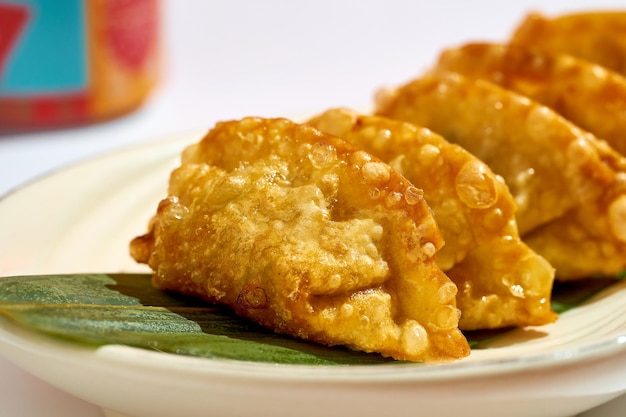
[{"left": 0, "top": 273, "right": 620, "bottom": 365}]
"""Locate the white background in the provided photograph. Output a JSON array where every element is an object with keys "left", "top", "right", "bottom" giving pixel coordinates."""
[{"left": 1, "top": 1, "right": 626, "bottom": 416}]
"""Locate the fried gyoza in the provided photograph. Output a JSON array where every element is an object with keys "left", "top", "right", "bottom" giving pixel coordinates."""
[
  {"left": 510, "top": 11, "right": 626, "bottom": 77},
  {"left": 522, "top": 134, "right": 626, "bottom": 279},
  {"left": 307, "top": 108, "right": 556, "bottom": 330},
  {"left": 130, "top": 117, "right": 470, "bottom": 362},
  {"left": 375, "top": 72, "right": 612, "bottom": 233},
  {"left": 524, "top": 189, "right": 626, "bottom": 280},
  {"left": 375, "top": 72, "right": 626, "bottom": 279},
  {"left": 436, "top": 42, "right": 626, "bottom": 155}
]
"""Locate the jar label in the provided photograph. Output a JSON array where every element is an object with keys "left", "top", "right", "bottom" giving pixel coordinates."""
[
  {"left": 0, "top": 0, "right": 88, "bottom": 95},
  {"left": 0, "top": 0, "right": 158, "bottom": 127}
]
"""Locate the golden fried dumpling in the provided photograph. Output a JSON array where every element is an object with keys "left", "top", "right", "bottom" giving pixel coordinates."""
[
  {"left": 523, "top": 138, "right": 626, "bottom": 280},
  {"left": 307, "top": 108, "right": 556, "bottom": 330},
  {"left": 375, "top": 72, "right": 614, "bottom": 233},
  {"left": 524, "top": 198, "right": 626, "bottom": 280},
  {"left": 375, "top": 72, "right": 626, "bottom": 279},
  {"left": 436, "top": 42, "right": 626, "bottom": 155},
  {"left": 130, "top": 117, "right": 470, "bottom": 362},
  {"left": 510, "top": 11, "right": 626, "bottom": 76}
]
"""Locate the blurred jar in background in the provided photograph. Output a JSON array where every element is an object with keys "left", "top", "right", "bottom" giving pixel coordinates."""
[{"left": 0, "top": 0, "right": 159, "bottom": 129}]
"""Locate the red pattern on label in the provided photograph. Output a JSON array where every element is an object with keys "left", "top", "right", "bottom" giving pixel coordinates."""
[
  {"left": 0, "top": 3, "right": 30, "bottom": 78},
  {"left": 0, "top": 93, "right": 89, "bottom": 127},
  {"left": 106, "top": 0, "right": 158, "bottom": 70}
]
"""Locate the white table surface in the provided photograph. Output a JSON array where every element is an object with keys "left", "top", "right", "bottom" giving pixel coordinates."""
[{"left": 1, "top": 1, "right": 626, "bottom": 416}]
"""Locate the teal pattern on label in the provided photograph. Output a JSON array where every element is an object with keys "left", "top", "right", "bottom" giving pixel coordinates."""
[{"left": 0, "top": 0, "right": 88, "bottom": 95}]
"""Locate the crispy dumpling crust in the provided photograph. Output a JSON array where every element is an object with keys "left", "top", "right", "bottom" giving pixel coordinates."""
[
  {"left": 375, "top": 72, "right": 626, "bottom": 279},
  {"left": 375, "top": 72, "right": 615, "bottom": 233},
  {"left": 308, "top": 108, "right": 556, "bottom": 330},
  {"left": 524, "top": 175, "right": 626, "bottom": 280},
  {"left": 130, "top": 117, "right": 470, "bottom": 362},
  {"left": 436, "top": 42, "right": 626, "bottom": 156},
  {"left": 510, "top": 11, "right": 626, "bottom": 77}
]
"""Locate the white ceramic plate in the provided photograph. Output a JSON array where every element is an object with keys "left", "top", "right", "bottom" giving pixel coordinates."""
[{"left": 1, "top": 133, "right": 626, "bottom": 417}]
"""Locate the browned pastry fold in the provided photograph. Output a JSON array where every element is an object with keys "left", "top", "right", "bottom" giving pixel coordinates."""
[
  {"left": 436, "top": 42, "right": 626, "bottom": 155},
  {"left": 375, "top": 72, "right": 626, "bottom": 279},
  {"left": 510, "top": 11, "right": 626, "bottom": 77},
  {"left": 130, "top": 117, "right": 470, "bottom": 362},
  {"left": 308, "top": 108, "right": 556, "bottom": 330}
]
